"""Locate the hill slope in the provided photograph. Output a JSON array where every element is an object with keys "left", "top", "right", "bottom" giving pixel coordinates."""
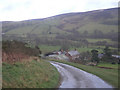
[
  {"left": 2, "top": 8, "right": 119, "bottom": 49},
  {"left": 2, "top": 8, "right": 118, "bottom": 34}
]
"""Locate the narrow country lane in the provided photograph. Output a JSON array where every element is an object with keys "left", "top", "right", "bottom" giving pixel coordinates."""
[{"left": 50, "top": 61, "right": 113, "bottom": 88}]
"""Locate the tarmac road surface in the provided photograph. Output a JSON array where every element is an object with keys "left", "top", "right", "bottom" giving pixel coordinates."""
[{"left": 50, "top": 61, "right": 113, "bottom": 88}]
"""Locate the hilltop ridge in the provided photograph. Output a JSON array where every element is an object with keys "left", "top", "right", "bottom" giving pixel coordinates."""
[{"left": 2, "top": 7, "right": 119, "bottom": 50}]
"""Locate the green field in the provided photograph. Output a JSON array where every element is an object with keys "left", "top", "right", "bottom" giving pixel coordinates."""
[
  {"left": 38, "top": 45, "right": 103, "bottom": 53},
  {"left": 70, "top": 47, "right": 103, "bottom": 53},
  {"left": 2, "top": 59, "right": 60, "bottom": 88},
  {"left": 38, "top": 45, "right": 61, "bottom": 53},
  {"left": 97, "top": 62, "right": 118, "bottom": 69},
  {"left": 77, "top": 22, "right": 118, "bottom": 34},
  {"left": 37, "top": 44, "right": 117, "bottom": 54},
  {"left": 87, "top": 38, "right": 117, "bottom": 43},
  {"left": 48, "top": 59, "right": 118, "bottom": 88}
]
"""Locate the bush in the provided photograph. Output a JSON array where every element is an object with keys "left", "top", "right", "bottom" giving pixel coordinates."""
[{"left": 2, "top": 40, "right": 40, "bottom": 62}]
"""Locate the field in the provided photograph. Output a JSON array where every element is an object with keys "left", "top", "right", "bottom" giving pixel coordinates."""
[
  {"left": 97, "top": 62, "right": 118, "bottom": 69},
  {"left": 37, "top": 44, "right": 117, "bottom": 54},
  {"left": 48, "top": 59, "right": 118, "bottom": 88},
  {"left": 87, "top": 38, "right": 116, "bottom": 43},
  {"left": 77, "top": 22, "right": 118, "bottom": 34},
  {"left": 38, "top": 45, "right": 61, "bottom": 53},
  {"left": 2, "top": 59, "right": 60, "bottom": 88},
  {"left": 37, "top": 45, "right": 100, "bottom": 53},
  {"left": 70, "top": 47, "right": 103, "bottom": 53}
]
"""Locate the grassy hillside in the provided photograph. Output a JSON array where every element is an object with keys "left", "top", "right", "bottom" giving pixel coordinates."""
[
  {"left": 2, "top": 60, "right": 60, "bottom": 88},
  {"left": 2, "top": 8, "right": 119, "bottom": 53},
  {"left": 2, "top": 8, "right": 118, "bottom": 35}
]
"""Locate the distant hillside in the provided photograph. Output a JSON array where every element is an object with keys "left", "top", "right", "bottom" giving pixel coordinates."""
[{"left": 2, "top": 7, "right": 119, "bottom": 48}]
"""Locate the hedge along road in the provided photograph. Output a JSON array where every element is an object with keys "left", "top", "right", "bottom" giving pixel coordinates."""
[{"left": 50, "top": 61, "right": 113, "bottom": 88}]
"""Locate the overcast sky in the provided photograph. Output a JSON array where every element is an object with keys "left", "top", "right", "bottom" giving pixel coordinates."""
[{"left": 0, "top": 0, "right": 119, "bottom": 21}]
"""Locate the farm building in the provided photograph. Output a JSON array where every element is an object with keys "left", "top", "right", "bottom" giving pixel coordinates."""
[
  {"left": 65, "top": 50, "right": 80, "bottom": 60},
  {"left": 46, "top": 49, "right": 80, "bottom": 60}
]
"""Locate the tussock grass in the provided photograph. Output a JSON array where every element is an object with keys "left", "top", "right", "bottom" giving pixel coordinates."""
[{"left": 2, "top": 60, "right": 59, "bottom": 88}]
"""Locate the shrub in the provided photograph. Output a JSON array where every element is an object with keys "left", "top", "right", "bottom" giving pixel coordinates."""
[{"left": 2, "top": 40, "right": 40, "bottom": 62}]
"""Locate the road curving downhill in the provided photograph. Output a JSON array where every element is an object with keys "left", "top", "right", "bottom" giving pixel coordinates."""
[{"left": 50, "top": 61, "right": 113, "bottom": 88}]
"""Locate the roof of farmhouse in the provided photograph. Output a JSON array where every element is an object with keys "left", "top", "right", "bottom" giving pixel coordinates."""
[{"left": 68, "top": 51, "right": 80, "bottom": 56}]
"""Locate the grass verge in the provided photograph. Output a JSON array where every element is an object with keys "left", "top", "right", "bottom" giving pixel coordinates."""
[
  {"left": 97, "top": 62, "right": 118, "bottom": 69},
  {"left": 2, "top": 60, "right": 60, "bottom": 88},
  {"left": 48, "top": 59, "right": 118, "bottom": 88}
]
